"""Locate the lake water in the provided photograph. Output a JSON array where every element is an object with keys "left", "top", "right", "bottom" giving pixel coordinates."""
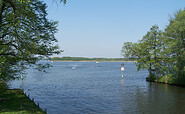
[{"left": 10, "top": 61, "right": 185, "bottom": 114}]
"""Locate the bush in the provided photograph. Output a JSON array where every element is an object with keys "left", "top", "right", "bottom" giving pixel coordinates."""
[
  {"left": 146, "top": 73, "right": 156, "bottom": 82},
  {"left": 0, "top": 80, "right": 8, "bottom": 93}
]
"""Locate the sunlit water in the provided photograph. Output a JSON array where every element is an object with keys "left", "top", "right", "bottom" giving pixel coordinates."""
[{"left": 9, "top": 62, "right": 185, "bottom": 113}]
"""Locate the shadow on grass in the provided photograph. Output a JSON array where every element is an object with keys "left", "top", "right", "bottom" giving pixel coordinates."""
[{"left": 0, "top": 89, "right": 46, "bottom": 114}]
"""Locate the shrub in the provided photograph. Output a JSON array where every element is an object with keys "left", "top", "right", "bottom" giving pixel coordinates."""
[{"left": 0, "top": 80, "right": 8, "bottom": 93}]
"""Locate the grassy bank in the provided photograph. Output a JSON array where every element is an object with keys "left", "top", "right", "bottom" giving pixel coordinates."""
[{"left": 0, "top": 89, "right": 46, "bottom": 114}]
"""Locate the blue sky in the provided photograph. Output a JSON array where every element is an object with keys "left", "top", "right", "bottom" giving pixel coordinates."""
[{"left": 45, "top": 0, "right": 184, "bottom": 58}]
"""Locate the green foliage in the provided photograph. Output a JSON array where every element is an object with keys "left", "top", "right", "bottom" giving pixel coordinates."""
[
  {"left": 121, "top": 8, "right": 185, "bottom": 85},
  {"left": 0, "top": 0, "right": 62, "bottom": 81},
  {"left": 146, "top": 72, "right": 156, "bottom": 82},
  {"left": 60, "top": 0, "right": 67, "bottom": 4},
  {"left": 122, "top": 25, "right": 164, "bottom": 79},
  {"left": 0, "top": 80, "right": 8, "bottom": 94},
  {"left": 51, "top": 57, "right": 134, "bottom": 61},
  {"left": 165, "top": 9, "right": 185, "bottom": 79}
]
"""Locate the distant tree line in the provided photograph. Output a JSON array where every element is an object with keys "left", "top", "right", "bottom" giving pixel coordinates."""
[
  {"left": 51, "top": 57, "right": 135, "bottom": 62},
  {"left": 121, "top": 9, "right": 185, "bottom": 86}
]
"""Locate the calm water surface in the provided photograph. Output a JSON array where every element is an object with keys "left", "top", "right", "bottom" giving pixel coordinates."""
[{"left": 10, "top": 62, "right": 185, "bottom": 114}]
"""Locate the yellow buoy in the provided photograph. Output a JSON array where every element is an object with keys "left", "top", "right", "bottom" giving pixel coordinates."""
[{"left": 21, "top": 75, "right": 23, "bottom": 80}]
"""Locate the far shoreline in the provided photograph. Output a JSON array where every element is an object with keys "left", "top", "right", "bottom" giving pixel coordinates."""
[
  {"left": 51, "top": 60, "right": 136, "bottom": 62},
  {"left": 50, "top": 57, "right": 136, "bottom": 63}
]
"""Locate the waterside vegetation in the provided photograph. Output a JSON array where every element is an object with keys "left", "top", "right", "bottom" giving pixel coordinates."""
[
  {"left": 121, "top": 9, "right": 185, "bottom": 86},
  {"left": 0, "top": 0, "right": 64, "bottom": 113}
]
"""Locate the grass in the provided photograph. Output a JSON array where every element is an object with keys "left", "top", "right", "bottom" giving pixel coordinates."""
[{"left": 0, "top": 89, "right": 46, "bottom": 114}]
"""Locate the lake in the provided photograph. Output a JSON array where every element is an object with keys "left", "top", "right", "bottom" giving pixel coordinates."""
[{"left": 10, "top": 61, "right": 185, "bottom": 113}]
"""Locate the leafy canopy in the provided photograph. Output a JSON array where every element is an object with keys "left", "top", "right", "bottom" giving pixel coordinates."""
[
  {"left": 0, "top": 0, "right": 62, "bottom": 81},
  {"left": 121, "top": 8, "right": 185, "bottom": 84}
]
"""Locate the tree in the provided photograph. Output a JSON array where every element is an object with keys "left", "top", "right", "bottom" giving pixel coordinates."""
[
  {"left": 0, "top": 0, "right": 62, "bottom": 82},
  {"left": 121, "top": 25, "right": 163, "bottom": 81},
  {"left": 165, "top": 9, "right": 185, "bottom": 84},
  {"left": 121, "top": 42, "right": 149, "bottom": 71},
  {"left": 121, "top": 42, "right": 139, "bottom": 59},
  {"left": 60, "top": 0, "right": 67, "bottom": 4},
  {"left": 121, "top": 8, "right": 185, "bottom": 85},
  {"left": 140, "top": 25, "right": 163, "bottom": 81}
]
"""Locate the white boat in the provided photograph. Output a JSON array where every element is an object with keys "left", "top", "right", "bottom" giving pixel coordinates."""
[{"left": 72, "top": 65, "right": 77, "bottom": 69}]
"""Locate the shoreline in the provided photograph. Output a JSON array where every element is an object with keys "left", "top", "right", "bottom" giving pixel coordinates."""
[
  {"left": 146, "top": 77, "right": 185, "bottom": 87},
  {"left": 51, "top": 60, "right": 136, "bottom": 62}
]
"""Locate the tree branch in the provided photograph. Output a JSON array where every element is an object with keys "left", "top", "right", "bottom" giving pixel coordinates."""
[{"left": 0, "top": 1, "right": 6, "bottom": 30}]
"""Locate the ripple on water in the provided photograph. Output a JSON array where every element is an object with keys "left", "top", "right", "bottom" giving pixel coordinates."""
[{"left": 9, "top": 62, "right": 185, "bottom": 114}]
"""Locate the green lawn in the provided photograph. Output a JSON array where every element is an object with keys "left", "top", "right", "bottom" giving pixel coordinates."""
[{"left": 0, "top": 89, "right": 46, "bottom": 114}]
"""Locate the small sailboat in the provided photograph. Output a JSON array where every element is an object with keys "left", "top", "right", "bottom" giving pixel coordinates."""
[{"left": 96, "top": 62, "right": 99, "bottom": 64}]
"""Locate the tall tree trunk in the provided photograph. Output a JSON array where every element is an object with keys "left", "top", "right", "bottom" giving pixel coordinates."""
[
  {"left": 149, "top": 63, "right": 152, "bottom": 79},
  {"left": 148, "top": 57, "right": 152, "bottom": 79},
  {"left": 156, "top": 66, "right": 158, "bottom": 82}
]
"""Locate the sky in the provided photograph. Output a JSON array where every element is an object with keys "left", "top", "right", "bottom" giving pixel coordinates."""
[{"left": 45, "top": 0, "right": 184, "bottom": 58}]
